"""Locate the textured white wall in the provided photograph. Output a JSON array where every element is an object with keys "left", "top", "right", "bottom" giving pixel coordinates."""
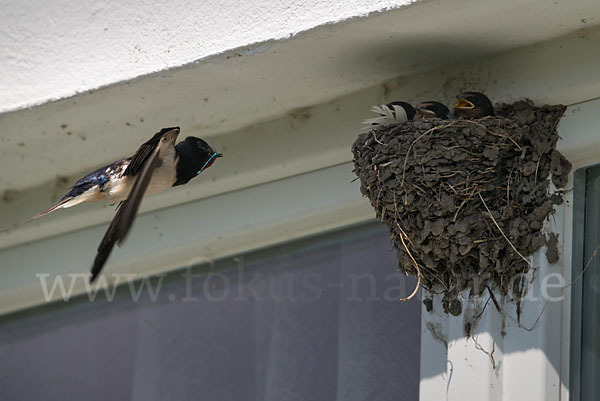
[{"left": 0, "top": 0, "right": 415, "bottom": 112}]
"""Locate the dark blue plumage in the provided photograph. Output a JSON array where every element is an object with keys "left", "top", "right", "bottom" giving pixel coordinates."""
[
  {"left": 173, "top": 137, "right": 221, "bottom": 186},
  {"left": 61, "top": 160, "right": 126, "bottom": 200}
]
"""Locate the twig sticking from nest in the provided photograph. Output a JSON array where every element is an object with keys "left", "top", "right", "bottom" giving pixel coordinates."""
[
  {"left": 478, "top": 192, "right": 533, "bottom": 268},
  {"left": 372, "top": 131, "right": 384, "bottom": 145},
  {"left": 469, "top": 120, "right": 523, "bottom": 151},
  {"left": 395, "top": 222, "right": 422, "bottom": 301},
  {"left": 472, "top": 336, "right": 496, "bottom": 370}
]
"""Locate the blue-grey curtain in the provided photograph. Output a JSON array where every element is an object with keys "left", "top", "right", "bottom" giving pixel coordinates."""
[{"left": 0, "top": 224, "right": 421, "bottom": 401}]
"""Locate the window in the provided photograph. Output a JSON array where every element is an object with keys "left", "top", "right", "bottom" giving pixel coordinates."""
[
  {"left": 0, "top": 223, "right": 421, "bottom": 401},
  {"left": 571, "top": 165, "right": 600, "bottom": 401}
]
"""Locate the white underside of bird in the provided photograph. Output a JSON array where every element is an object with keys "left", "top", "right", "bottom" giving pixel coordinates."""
[{"left": 62, "top": 148, "right": 179, "bottom": 209}]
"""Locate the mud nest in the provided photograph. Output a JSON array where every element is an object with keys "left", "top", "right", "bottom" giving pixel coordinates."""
[{"left": 352, "top": 101, "right": 571, "bottom": 312}]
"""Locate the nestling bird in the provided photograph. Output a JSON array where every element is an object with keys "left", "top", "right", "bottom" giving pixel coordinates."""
[
  {"left": 362, "top": 101, "right": 415, "bottom": 129},
  {"left": 3, "top": 127, "right": 222, "bottom": 282},
  {"left": 414, "top": 101, "right": 451, "bottom": 120},
  {"left": 454, "top": 91, "right": 494, "bottom": 119}
]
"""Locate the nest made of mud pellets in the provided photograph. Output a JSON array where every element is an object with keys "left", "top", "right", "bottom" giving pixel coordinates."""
[{"left": 352, "top": 101, "right": 571, "bottom": 314}]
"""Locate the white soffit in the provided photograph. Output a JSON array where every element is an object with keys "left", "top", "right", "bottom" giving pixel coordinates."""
[{"left": 1, "top": 0, "right": 599, "bottom": 192}]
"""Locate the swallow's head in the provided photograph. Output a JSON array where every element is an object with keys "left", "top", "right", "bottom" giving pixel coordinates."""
[
  {"left": 172, "top": 136, "right": 222, "bottom": 186},
  {"left": 454, "top": 92, "right": 494, "bottom": 119},
  {"left": 177, "top": 136, "right": 222, "bottom": 174},
  {"left": 415, "top": 101, "right": 450, "bottom": 120},
  {"left": 386, "top": 101, "right": 416, "bottom": 121}
]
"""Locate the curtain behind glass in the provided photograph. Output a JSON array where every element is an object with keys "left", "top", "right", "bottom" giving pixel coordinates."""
[{"left": 0, "top": 224, "right": 421, "bottom": 401}]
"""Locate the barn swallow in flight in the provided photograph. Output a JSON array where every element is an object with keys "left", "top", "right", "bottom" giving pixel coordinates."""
[
  {"left": 3, "top": 127, "right": 222, "bottom": 282},
  {"left": 414, "top": 101, "right": 451, "bottom": 120},
  {"left": 362, "top": 101, "right": 415, "bottom": 129},
  {"left": 454, "top": 91, "right": 494, "bottom": 119}
]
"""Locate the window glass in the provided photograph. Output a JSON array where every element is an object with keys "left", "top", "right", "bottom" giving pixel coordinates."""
[
  {"left": 0, "top": 223, "right": 421, "bottom": 401},
  {"left": 579, "top": 167, "right": 600, "bottom": 400}
]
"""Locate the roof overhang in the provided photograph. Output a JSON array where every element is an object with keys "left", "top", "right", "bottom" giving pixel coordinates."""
[{"left": 1, "top": 0, "right": 599, "bottom": 193}]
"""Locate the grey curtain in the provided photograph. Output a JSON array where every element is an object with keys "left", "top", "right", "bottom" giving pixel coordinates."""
[{"left": 0, "top": 224, "right": 421, "bottom": 401}]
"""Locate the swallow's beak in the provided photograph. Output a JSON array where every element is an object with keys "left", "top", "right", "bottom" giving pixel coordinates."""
[
  {"left": 197, "top": 151, "right": 222, "bottom": 174},
  {"left": 455, "top": 96, "right": 474, "bottom": 109},
  {"left": 415, "top": 106, "right": 436, "bottom": 116}
]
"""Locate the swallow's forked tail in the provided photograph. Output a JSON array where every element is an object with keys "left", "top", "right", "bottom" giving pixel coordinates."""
[{"left": 0, "top": 196, "right": 74, "bottom": 233}]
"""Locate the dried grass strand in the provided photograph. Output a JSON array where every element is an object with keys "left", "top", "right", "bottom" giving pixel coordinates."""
[
  {"left": 478, "top": 192, "right": 533, "bottom": 268},
  {"left": 396, "top": 222, "right": 422, "bottom": 301}
]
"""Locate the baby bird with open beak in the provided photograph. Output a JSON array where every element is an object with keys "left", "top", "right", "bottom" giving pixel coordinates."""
[{"left": 454, "top": 91, "right": 494, "bottom": 119}]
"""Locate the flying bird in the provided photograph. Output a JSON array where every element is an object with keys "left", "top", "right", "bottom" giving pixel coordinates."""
[
  {"left": 454, "top": 91, "right": 494, "bottom": 119},
  {"left": 362, "top": 101, "right": 415, "bottom": 129},
  {"left": 414, "top": 101, "right": 451, "bottom": 120},
  {"left": 3, "top": 127, "right": 222, "bottom": 282}
]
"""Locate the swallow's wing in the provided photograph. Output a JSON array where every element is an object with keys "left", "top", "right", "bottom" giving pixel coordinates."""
[
  {"left": 90, "top": 145, "right": 161, "bottom": 282},
  {"left": 361, "top": 104, "right": 407, "bottom": 129},
  {"left": 390, "top": 104, "right": 408, "bottom": 122},
  {"left": 124, "top": 139, "right": 159, "bottom": 177}
]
